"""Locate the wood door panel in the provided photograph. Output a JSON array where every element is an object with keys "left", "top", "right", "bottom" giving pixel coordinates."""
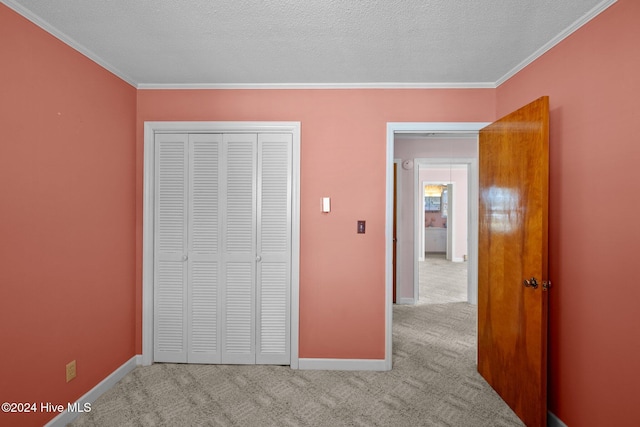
[{"left": 478, "top": 96, "right": 549, "bottom": 427}]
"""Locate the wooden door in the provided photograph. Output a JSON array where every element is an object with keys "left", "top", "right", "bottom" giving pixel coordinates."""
[{"left": 478, "top": 96, "right": 550, "bottom": 427}]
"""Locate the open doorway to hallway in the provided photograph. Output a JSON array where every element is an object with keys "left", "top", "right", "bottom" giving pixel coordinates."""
[
  {"left": 384, "top": 121, "right": 489, "bottom": 368},
  {"left": 393, "top": 133, "right": 478, "bottom": 306},
  {"left": 418, "top": 166, "right": 469, "bottom": 305}
]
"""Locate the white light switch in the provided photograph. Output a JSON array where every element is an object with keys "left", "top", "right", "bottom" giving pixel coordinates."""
[{"left": 322, "top": 197, "right": 331, "bottom": 213}]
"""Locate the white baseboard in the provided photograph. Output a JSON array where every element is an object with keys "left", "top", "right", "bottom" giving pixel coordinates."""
[
  {"left": 452, "top": 257, "right": 464, "bottom": 263},
  {"left": 298, "top": 358, "right": 388, "bottom": 371},
  {"left": 398, "top": 297, "right": 415, "bottom": 305},
  {"left": 548, "top": 411, "right": 568, "bottom": 427},
  {"left": 45, "top": 355, "right": 141, "bottom": 427}
]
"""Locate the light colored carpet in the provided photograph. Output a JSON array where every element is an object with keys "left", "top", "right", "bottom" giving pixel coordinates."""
[
  {"left": 418, "top": 253, "right": 467, "bottom": 305},
  {"left": 69, "top": 256, "right": 522, "bottom": 427}
]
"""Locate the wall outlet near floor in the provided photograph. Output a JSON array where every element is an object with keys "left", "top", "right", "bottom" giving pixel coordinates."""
[{"left": 66, "top": 360, "right": 77, "bottom": 382}]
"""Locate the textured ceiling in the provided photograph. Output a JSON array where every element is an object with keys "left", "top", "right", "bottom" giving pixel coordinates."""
[{"left": 2, "top": 0, "right": 615, "bottom": 87}]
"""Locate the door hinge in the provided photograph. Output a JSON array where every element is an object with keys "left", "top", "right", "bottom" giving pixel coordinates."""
[{"left": 543, "top": 280, "right": 552, "bottom": 291}]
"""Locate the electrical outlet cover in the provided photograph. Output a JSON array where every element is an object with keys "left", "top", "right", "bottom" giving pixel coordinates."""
[{"left": 66, "top": 360, "right": 77, "bottom": 382}]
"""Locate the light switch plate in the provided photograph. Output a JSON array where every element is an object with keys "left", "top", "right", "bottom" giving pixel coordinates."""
[
  {"left": 357, "top": 220, "right": 366, "bottom": 234},
  {"left": 322, "top": 197, "right": 331, "bottom": 213}
]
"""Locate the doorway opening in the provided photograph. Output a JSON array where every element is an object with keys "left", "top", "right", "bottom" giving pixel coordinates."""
[
  {"left": 419, "top": 173, "right": 467, "bottom": 306},
  {"left": 384, "top": 122, "right": 489, "bottom": 368}
]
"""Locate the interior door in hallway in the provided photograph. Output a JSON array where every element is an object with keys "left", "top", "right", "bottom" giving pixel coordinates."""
[{"left": 478, "top": 96, "right": 550, "bottom": 427}]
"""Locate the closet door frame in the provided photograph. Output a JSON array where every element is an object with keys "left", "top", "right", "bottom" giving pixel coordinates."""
[{"left": 142, "top": 121, "right": 301, "bottom": 368}]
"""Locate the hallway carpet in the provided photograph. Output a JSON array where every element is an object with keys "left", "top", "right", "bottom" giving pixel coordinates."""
[{"left": 418, "top": 253, "right": 467, "bottom": 305}]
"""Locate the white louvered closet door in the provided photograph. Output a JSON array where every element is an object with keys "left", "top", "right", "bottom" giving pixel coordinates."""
[
  {"left": 187, "top": 134, "right": 222, "bottom": 363},
  {"left": 221, "top": 134, "right": 258, "bottom": 364},
  {"left": 154, "top": 131, "right": 291, "bottom": 365},
  {"left": 256, "top": 133, "right": 292, "bottom": 365},
  {"left": 154, "top": 133, "right": 189, "bottom": 363}
]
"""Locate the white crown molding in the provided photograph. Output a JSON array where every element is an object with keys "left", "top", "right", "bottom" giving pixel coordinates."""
[
  {"left": 136, "top": 82, "right": 497, "bottom": 90},
  {"left": 3, "top": 0, "right": 617, "bottom": 90},
  {"left": 1, "top": 0, "right": 138, "bottom": 87},
  {"left": 496, "top": 0, "right": 617, "bottom": 87}
]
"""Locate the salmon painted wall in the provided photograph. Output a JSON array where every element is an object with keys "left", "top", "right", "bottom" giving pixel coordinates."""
[
  {"left": 496, "top": 0, "right": 640, "bottom": 425},
  {"left": 0, "top": 5, "right": 137, "bottom": 427},
  {"left": 136, "top": 89, "right": 495, "bottom": 358}
]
